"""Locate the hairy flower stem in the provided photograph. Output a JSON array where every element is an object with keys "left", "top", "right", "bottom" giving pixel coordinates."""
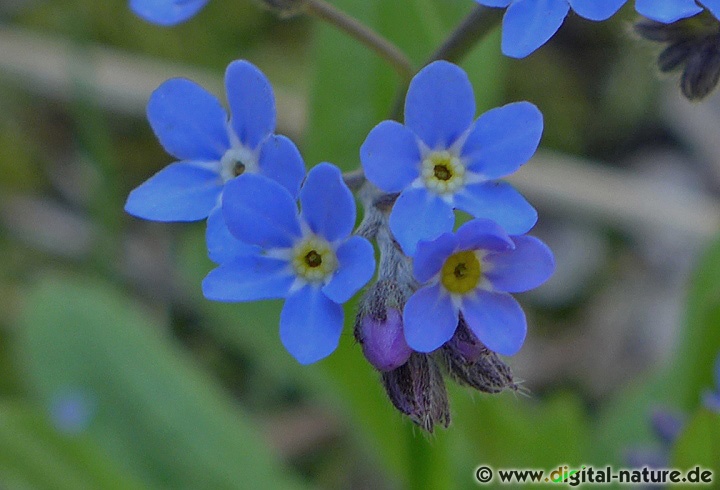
[
  {"left": 303, "top": 0, "right": 414, "bottom": 82},
  {"left": 389, "top": 5, "right": 503, "bottom": 120}
]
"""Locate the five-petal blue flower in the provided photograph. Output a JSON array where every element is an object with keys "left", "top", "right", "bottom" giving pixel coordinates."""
[
  {"left": 130, "top": 0, "right": 210, "bottom": 25},
  {"left": 361, "top": 60, "right": 542, "bottom": 256},
  {"left": 124, "top": 60, "right": 305, "bottom": 262},
  {"left": 403, "top": 219, "right": 554, "bottom": 356},
  {"left": 476, "top": 0, "right": 627, "bottom": 58},
  {"left": 202, "top": 163, "right": 376, "bottom": 364},
  {"left": 636, "top": 0, "right": 720, "bottom": 23}
]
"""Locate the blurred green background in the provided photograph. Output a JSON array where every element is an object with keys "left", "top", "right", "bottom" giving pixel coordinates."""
[{"left": 0, "top": 0, "right": 718, "bottom": 488}]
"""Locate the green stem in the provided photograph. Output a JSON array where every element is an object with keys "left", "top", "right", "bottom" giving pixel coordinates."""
[{"left": 303, "top": 0, "right": 414, "bottom": 82}]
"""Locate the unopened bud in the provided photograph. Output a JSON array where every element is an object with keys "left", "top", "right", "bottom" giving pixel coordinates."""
[
  {"left": 635, "top": 14, "right": 720, "bottom": 100},
  {"left": 439, "top": 318, "right": 516, "bottom": 394},
  {"left": 381, "top": 353, "right": 450, "bottom": 432},
  {"left": 355, "top": 279, "right": 413, "bottom": 371}
]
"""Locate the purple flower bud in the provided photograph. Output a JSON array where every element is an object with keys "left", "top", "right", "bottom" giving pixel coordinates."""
[
  {"left": 444, "top": 316, "right": 485, "bottom": 363},
  {"left": 381, "top": 353, "right": 450, "bottom": 432},
  {"left": 354, "top": 279, "right": 413, "bottom": 372},
  {"left": 357, "top": 308, "right": 412, "bottom": 371}
]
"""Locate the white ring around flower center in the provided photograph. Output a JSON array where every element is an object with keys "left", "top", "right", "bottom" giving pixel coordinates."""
[
  {"left": 220, "top": 147, "right": 258, "bottom": 182},
  {"left": 291, "top": 235, "right": 338, "bottom": 283},
  {"left": 420, "top": 150, "right": 466, "bottom": 195}
]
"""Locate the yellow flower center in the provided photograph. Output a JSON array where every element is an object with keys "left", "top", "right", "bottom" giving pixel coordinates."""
[
  {"left": 421, "top": 151, "right": 466, "bottom": 195},
  {"left": 441, "top": 250, "right": 482, "bottom": 294},
  {"left": 291, "top": 236, "right": 338, "bottom": 283}
]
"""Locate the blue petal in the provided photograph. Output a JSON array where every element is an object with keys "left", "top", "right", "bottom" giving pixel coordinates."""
[
  {"left": 403, "top": 283, "right": 459, "bottom": 352},
  {"left": 147, "top": 78, "right": 229, "bottom": 161},
  {"left": 360, "top": 121, "right": 421, "bottom": 193},
  {"left": 226, "top": 60, "right": 276, "bottom": 150},
  {"left": 485, "top": 235, "right": 555, "bottom": 292},
  {"left": 567, "top": 0, "right": 626, "bottom": 20},
  {"left": 300, "top": 163, "right": 355, "bottom": 242},
  {"left": 635, "top": 0, "right": 702, "bottom": 22},
  {"left": 455, "top": 219, "right": 514, "bottom": 252},
  {"left": 202, "top": 254, "right": 294, "bottom": 302},
  {"left": 476, "top": 0, "right": 512, "bottom": 6},
  {"left": 454, "top": 181, "right": 537, "bottom": 235},
  {"left": 501, "top": 0, "right": 569, "bottom": 58},
  {"left": 280, "top": 286, "right": 344, "bottom": 364},
  {"left": 462, "top": 291, "right": 526, "bottom": 356},
  {"left": 206, "top": 206, "right": 260, "bottom": 264},
  {"left": 222, "top": 174, "right": 301, "bottom": 249},
  {"left": 257, "top": 135, "right": 305, "bottom": 198},
  {"left": 413, "top": 233, "right": 458, "bottom": 284},
  {"left": 389, "top": 188, "right": 455, "bottom": 256},
  {"left": 322, "top": 236, "right": 375, "bottom": 303},
  {"left": 701, "top": 0, "right": 720, "bottom": 19},
  {"left": 125, "top": 161, "right": 221, "bottom": 221},
  {"left": 404, "top": 61, "right": 476, "bottom": 149},
  {"left": 704, "top": 391, "right": 720, "bottom": 412},
  {"left": 130, "top": 0, "right": 209, "bottom": 26},
  {"left": 462, "top": 102, "right": 543, "bottom": 179}
]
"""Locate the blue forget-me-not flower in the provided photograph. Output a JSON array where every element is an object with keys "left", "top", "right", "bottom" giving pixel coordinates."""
[
  {"left": 124, "top": 60, "right": 305, "bottom": 262},
  {"left": 476, "top": 0, "right": 627, "bottom": 58},
  {"left": 130, "top": 0, "right": 210, "bottom": 25},
  {"left": 636, "top": 0, "right": 720, "bottom": 23},
  {"left": 361, "top": 60, "right": 542, "bottom": 256},
  {"left": 403, "top": 219, "right": 554, "bottom": 356},
  {"left": 202, "top": 163, "right": 376, "bottom": 364}
]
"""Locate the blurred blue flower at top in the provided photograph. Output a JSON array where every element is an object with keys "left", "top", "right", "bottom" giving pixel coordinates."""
[
  {"left": 130, "top": 0, "right": 210, "bottom": 26},
  {"left": 202, "top": 163, "right": 376, "bottom": 365},
  {"left": 635, "top": 0, "right": 720, "bottom": 23},
  {"left": 361, "top": 61, "right": 542, "bottom": 256},
  {"left": 476, "top": 0, "right": 627, "bottom": 58},
  {"left": 403, "top": 219, "right": 554, "bottom": 356},
  {"left": 50, "top": 389, "right": 97, "bottom": 435},
  {"left": 124, "top": 60, "right": 305, "bottom": 262},
  {"left": 702, "top": 353, "right": 720, "bottom": 412}
]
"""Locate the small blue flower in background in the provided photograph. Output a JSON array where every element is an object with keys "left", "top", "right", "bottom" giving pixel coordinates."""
[
  {"left": 124, "top": 60, "right": 305, "bottom": 262},
  {"left": 361, "top": 60, "right": 542, "bottom": 255},
  {"left": 702, "top": 353, "right": 720, "bottom": 412},
  {"left": 202, "top": 163, "right": 376, "bottom": 364},
  {"left": 636, "top": 0, "right": 719, "bottom": 23},
  {"left": 476, "top": 0, "right": 627, "bottom": 58},
  {"left": 403, "top": 219, "right": 554, "bottom": 356},
  {"left": 130, "top": 0, "right": 210, "bottom": 26},
  {"left": 50, "top": 388, "right": 97, "bottom": 434}
]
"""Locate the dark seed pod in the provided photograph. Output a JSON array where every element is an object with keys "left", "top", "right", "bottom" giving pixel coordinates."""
[
  {"left": 381, "top": 353, "right": 450, "bottom": 432},
  {"left": 438, "top": 318, "right": 516, "bottom": 394}
]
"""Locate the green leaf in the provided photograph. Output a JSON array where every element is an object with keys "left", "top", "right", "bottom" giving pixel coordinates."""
[
  {"left": 0, "top": 400, "right": 146, "bottom": 490},
  {"left": 15, "top": 273, "right": 306, "bottom": 490},
  {"left": 671, "top": 408, "right": 720, "bottom": 472},
  {"left": 669, "top": 235, "right": 720, "bottom": 408}
]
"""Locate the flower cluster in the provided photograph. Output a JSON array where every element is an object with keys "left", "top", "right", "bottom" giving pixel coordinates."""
[{"left": 126, "top": 57, "right": 555, "bottom": 427}]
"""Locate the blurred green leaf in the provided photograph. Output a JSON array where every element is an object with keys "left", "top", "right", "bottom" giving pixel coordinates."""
[
  {"left": 0, "top": 400, "right": 146, "bottom": 490},
  {"left": 15, "top": 273, "right": 306, "bottom": 490},
  {"left": 671, "top": 408, "right": 720, "bottom": 471},
  {"left": 669, "top": 235, "right": 720, "bottom": 408},
  {"left": 452, "top": 389, "right": 590, "bottom": 469}
]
